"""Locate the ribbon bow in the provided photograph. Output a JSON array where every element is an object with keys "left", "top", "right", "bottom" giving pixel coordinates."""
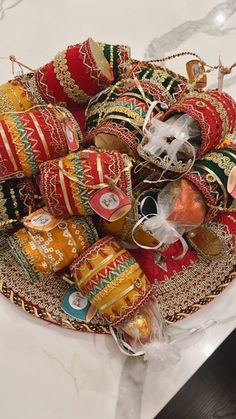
[
  {"left": 143, "top": 111, "right": 198, "bottom": 171},
  {"left": 132, "top": 194, "right": 188, "bottom": 259}
]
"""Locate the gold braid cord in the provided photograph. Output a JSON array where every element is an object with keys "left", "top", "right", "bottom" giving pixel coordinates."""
[
  {"left": 0, "top": 221, "right": 235, "bottom": 332},
  {"left": 0, "top": 278, "right": 110, "bottom": 334},
  {"left": 165, "top": 271, "right": 236, "bottom": 323},
  {"left": 0, "top": 271, "right": 234, "bottom": 329}
]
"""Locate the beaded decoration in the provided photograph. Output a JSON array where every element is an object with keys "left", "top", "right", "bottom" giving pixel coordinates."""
[
  {"left": 71, "top": 236, "right": 153, "bottom": 326},
  {"left": 8, "top": 216, "right": 98, "bottom": 281}
]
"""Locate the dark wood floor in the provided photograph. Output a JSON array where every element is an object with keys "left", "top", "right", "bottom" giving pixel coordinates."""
[{"left": 155, "top": 329, "right": 236, "bottom": 419}]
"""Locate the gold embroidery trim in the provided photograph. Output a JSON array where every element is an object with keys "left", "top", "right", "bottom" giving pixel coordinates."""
[
  {"left": 77, "top": 248, "right": 124, "bottom": 287},
  {"left": 204, "top": 151, "right": 235, "bottom": 176},
  {"left": 0, "top": 87, "right": 15, "bottom": 113},
  {"left": 165, "top": 271, "right": 236, "bottom": 323},
  {"left": 6, "top": 117, "right": 31, "bottom": 176},
  {"left": 222, "top": 149, "right": 236, "bottom": 162},
  {"left": 183, "top": 91, "right": 229, "bottom": 138},
  {"left": 92, "top": 264, "right": 141, "bottom": 306},
  {"left": 6, "top": 84, "right": 25, "bottom": 111},
  {"left": 99, "top": 284, "right": 135, "bottom": 311},
  {"left": 122, "top": 92, "right": 155, "bottom": 106},
  {"left": 194, "top": 163, "right": 228, "bottom": 207},
  {"left": 0, "top": 124, "right": 18, "bottom": 171},
  {"left": 102, "top": 115, "right": 143, "bottom": 135},
  {"left": 63, "top": 159, "right": 85, "bottom": 215},
  {"left": 0, "top": 184, "right": 9, "bottom": 225},
  {"left": 104, "top": 106, "right": 144, "bottom": 125},
  {"left": 30, "top": 112, "right": 50, "bottom": 158},
  {"left": 53, "top": 50, "right": 90, "bottom": 104},
  {"left": 59, "top": 164, "right": 74, "bottom": 216}
]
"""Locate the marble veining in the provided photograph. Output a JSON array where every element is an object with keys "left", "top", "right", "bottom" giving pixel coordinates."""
[
  {"left": 115, "top": 357, "right": 147, "bottom": 419},
  {"left": 0, "top": 0, "right": 22, "bottom": 21},
  {"left": 42, "top": 349, "right": 80, "bottom": 396},
  {"left": 145, "top": 0, "right": 236, "bottom": 59},
  {"left": 209, "top": 72, "right": 236, "bottom": 89}
]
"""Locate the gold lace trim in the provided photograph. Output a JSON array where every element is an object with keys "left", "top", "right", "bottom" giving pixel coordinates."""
[
  {"left": 204, "top": 151, "right": 236, "bottom": 176},
  {"left": 0, "top": 88, "right": 16, "bottom": 113},
  {"left": 53, "top": 50, "right": 90, "bottom": 104}
]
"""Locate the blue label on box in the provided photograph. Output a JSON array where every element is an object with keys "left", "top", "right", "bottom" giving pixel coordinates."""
[{"left": 62, "top": 285, "right": 96, "bottom": 322}]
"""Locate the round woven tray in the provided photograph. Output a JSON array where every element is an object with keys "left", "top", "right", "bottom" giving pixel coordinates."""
[
  {"left": 0, "top": 219, "right": 235, "bottom": 334},
  {"left": 0, "top": 270, "right": 235, "bottom": 331}
]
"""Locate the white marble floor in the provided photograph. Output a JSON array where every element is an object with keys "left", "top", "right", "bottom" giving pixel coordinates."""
[{"left": 0, "top": 1, "right": 235, "bottom": 419}]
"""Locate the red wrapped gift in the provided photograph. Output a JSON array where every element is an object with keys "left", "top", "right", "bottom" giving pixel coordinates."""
[
  {"left": 39, "top": 148, "right": 132, "bottom": 217},
  {"left": 0, "top": 106, "right": 81, "bottom": 180},
  {"left": 163, "top": 90, "right": 236, "bottom": 157},
  {"left": 35, "top": 38, "right": 114, "bottom": 107}
]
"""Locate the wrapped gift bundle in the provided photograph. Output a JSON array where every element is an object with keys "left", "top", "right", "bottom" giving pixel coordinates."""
[
  {"left": 39, "top": 149, "right": 132, "bottom": 217},
  {"left": 138, "top": 90, "right": 236, "bottom": 173},
  {"left": 0, "top": 105, "right": 84, "bottom": 180},
  {"left": 70, "top": 236, "right": 153, "bottom": 326},
  {"left": 0, "top": 38, "right": 235, "bottom": 360},
  {"left": 34, "top": 38, "right": 113, "bottom": 106},
  {"left": 8, "top": 215, "right": 98, "bottom": 280},
  {"left": 0, "top": 38, "right": 123, "bottom": 114},
  {"left": 94, "top": 69, "right": 188, "bottom": 157}
]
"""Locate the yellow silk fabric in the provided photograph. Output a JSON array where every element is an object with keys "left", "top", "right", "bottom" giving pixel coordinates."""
[
  {"left": 0, "top": 82, "right": 34, "bottom": 117},
  {"left": 74, "top": 237, "right": 149, "bottom": 323},
  {"left": 13, "top": 217, "right": 95, "bottom": 277}
]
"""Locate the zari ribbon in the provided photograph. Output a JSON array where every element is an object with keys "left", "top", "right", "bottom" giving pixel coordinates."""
[{"left": 58, "top": 157, "right": 132, "bottom": 191}]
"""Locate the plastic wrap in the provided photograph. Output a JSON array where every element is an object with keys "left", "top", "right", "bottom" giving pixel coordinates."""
[
  {"left": 132, "top": 178, "right": 206, "bottom": 256},
  {"left": 139, "top": 113, "right": 201, "bottom": 174},
  {"left": 111, "top": 297, "right": 231, "bottom": 363}
]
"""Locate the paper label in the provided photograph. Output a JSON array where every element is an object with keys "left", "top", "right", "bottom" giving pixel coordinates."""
[
  {"left": 89, "top": 186, "right": 131, "bottom": 221},
  {"left": 100, "top": 191, "right": 120, "bottom": 210},
  {"left": 186, "top": 60, "right": 207, "bottom": 88},
  {"left": 63, "top": 118, "right": 79, "bottom": 152},
  {"left": 23, "top": 208, "right": 63, "bottom": 232},
  {"left": 61, "top": 284, "right": 97, "bottom": 322}
]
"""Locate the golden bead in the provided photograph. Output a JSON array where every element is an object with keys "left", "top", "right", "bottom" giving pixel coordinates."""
[{"left": 123, "top": 311, "right": 152, "bottom": 343}]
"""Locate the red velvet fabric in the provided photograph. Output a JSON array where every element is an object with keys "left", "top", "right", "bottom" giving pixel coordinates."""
[{"left": 35, "top": 39, "right": 113, "bottom": 107}]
